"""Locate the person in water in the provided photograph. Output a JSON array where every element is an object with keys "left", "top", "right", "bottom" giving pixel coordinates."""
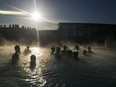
[
  {"left": 74, "top": 44, "right": 80, "bottom": 51},
  {"left": 23, "top": 46, "right": 31, "bottom": 55},
  {"left": 30, "top": 55, "right": 36, "bottom": 70},
  {"left": 61, "top": 45, "right": 73, "bottom": 58},
  {"left": 83, "top": 50, "right": 87, "bottom": 56},
  {"left": 61, "top": 45, "right": 68, "bottom": 57},
  {"left": 54, "top": 47, "right": 61, "bottom": 59},
  {"left": 87, "top": 46, "right": 94, "bottom": 54},
  {"left": 12, "top": 45, "right": 21, "bottom": 65},
  {"left": 51, "top": 46, "right": 55, "bottom": 55},
  {"left": 72, "top": 50, "right": 79, "bottom": 61}
]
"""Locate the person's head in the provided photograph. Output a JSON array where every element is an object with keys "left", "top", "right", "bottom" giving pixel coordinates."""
[
  {"left": 83, "top": 50, "right": 87, "bottom": 55},
  {"left": 51, "top": 47, "right": 55, "bottom": 51},
  {"left": 75, "top": 45, "right": 79, "bottom": 49},
  {"left": 88, "top": 46, "right": 91, "bottom": 51},
  {"left": 56, "top": 47, "right": 61, "bottom": 53},
  {"left": 30, "top": 55, "right": 36, "bottom": 62},
  {"left": 27, "top": 46, "right": 30, "bottom": 49},
  {"left": 63, "top": 45, "right": 68, "bottom": 50},
  {"left": 14, "top": 45, "right": 20, "bottom": 53}
]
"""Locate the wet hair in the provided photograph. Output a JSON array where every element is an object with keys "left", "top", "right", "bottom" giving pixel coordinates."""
[
  {"left": 14, "top": 45, "right": 20, "bottom": 53},
  {"left": 30, "top": 55, "right": 36, "bottom": 63},
  {"left": 30, "top": 55, "right": 36, "bottom": 70}
]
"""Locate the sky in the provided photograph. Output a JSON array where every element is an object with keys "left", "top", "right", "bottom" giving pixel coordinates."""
[{"left": 0, "top": 0, "right": 116, "bottom": 30}]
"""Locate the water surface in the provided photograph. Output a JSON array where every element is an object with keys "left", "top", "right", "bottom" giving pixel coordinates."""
[{"left": 0, "top": 46, "right": 116, "bottom": 87}]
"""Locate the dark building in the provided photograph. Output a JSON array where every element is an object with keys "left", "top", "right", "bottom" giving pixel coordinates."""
[
  {"left": 39, "top": 30, "right": 60, "bottom": 45},
  {"left": 0, "top": 24, "right": 37, "bottom": 45},
  {"left": 58, "top": 23, "right": 116, "bottom": 43},
  {"left": 0, "top": 24, "right": 59, "bottom": 46},
  {"left": 1, "top": 23, "right": 116, "bottom": 46}
]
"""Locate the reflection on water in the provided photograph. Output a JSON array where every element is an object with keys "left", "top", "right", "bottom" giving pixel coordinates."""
[
  {"left": 20, "top": 47, "right": 47, "bottom": 87},
  {"left": 31, "top": 47, "right": 43, "bottom": 57},
  {"left": 1, "top": 46, "right": 116, "bottom": 87},
  {"left": 24, "top": 65, "right": 46, "bottom": 87}
]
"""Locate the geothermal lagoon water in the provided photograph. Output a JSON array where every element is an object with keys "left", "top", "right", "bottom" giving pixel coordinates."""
[{"left": 0, "top": 46, "right": 116, "bottom": 87}]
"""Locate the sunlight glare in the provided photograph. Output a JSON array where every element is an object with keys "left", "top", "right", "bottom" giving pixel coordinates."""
[
  {"left": 31, "top": 47, "right": 43, "bottom": 57},
  {"left": 31, "top": 12, "right": 42, "bottom": 20}
]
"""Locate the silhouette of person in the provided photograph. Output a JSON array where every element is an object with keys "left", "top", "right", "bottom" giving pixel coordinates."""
[
  {"left": 12, "top": 45, "right": 21, "bottom": 65},
  {"left": 51, "top": 46, "right": 55, "bottom": 55},
  {"left": 87, "top": 46, "right": 94, "bottom": 54},
  {"left": 30, "top": 55, "right": 36, "bottom": 70},
  {"left": 83, "top": 50, "right": 87, "bottom": 56},
  {"left": 54, "top": 47, "right": 61, "bottom": 59},
  {"left": 74, "top": 44, "right": 80, "bottom": 51},
  {"left": 23, "top": 46, "right": 31, "bottom": 55},
  {"left": 72, "top": 51, "right": 79, "bottom": 61},
  {"left": 61, "top": 45, "right": 68, "bottom": 57}
]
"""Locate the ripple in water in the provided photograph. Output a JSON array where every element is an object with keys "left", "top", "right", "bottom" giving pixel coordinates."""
[{"left": 20, "top": 47, "right": 47, "bottom": 87}]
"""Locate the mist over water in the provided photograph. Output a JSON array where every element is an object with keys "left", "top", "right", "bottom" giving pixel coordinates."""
[{"left": 0, "top": 43, "right": 116, "bottom": 87}]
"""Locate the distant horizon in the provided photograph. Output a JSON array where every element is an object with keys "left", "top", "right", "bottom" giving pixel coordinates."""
[{"left": 1, "top": 22, "right": 116, "bottom": 30}]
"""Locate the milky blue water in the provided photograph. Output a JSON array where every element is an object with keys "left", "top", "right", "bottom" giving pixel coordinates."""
[{"left": 0, "top": 46, "right": 116, "bottom": 87}]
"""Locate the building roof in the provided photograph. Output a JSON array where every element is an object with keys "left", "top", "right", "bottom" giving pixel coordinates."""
[{"left": 58, "top": 22, "right": 116, "bottom": 26}]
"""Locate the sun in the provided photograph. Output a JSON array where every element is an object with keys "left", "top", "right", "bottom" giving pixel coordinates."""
[{"left": 31, "top": 12, "right": 42, "bottom": 20}]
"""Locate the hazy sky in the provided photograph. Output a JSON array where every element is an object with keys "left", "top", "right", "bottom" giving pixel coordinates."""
[{"left": 0, "top": 0, "right": 116, "bottom": 30}]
